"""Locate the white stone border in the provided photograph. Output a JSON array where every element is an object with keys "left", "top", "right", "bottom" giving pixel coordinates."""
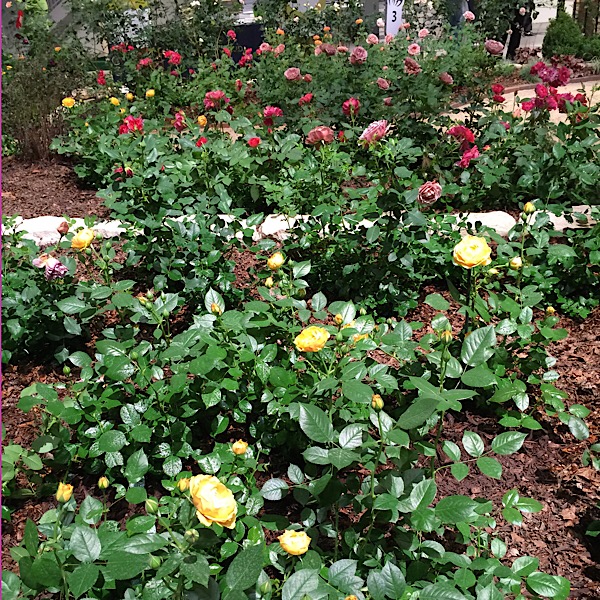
[{"left": 3, "top": 206, "right": 595, "bottom": 247}]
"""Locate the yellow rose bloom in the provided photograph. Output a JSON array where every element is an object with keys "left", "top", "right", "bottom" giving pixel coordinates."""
[
  {"left": 62, "top": 97, "right": 76, "bottom": 108},
  {"left": 178, "top": 478, "right": 190, "bottom": 492},
  {"left": 294, "top": 326, "right": 330, "bottom": 353},
  {"left": 146, "top": 89, "right": 155, "bottom": 98},
  {"left": 278, "top": 530, "right": 311, "bottom": 555},
  {"left": 189, "top": 475, "right": 237, "bottom": 529},
  {"left": 110, "top": 97, "right": 120, "bottom": 106},
  {"left": 56, "top": 482, "right": 73, "bottom": 503},
  {"left": 197, "top": 115, "right": 207, "bottom": 127},
  {"left": 546, "top": 306, "right": 556, "bottom": 315},
  {"left": 232, "top": 440, "right": 248, "bottom": 455},
  {"left": 523, "top": 202, "right": 536, "bottom": 214},
  {"left": 509, "top": 256, "right": 523, "bottom": 270},
  {"left": 267, "top": 251, "right": 285, "bottom": 270},
  {"left": 55, "top": 46, "right": 61, "bottom": 52},
  {"left": 98, "top": 476, "right": 109, "bottom": 490},
  {"left": 126, "top": 92, "right": 134, "bottom": 101},
  {"left": 371, "top": 394, "right": 384, "bottom": 411},
  {"left": 6, "top": 65, "right": 13, "bottom": 70},
  {"left": 71, "top": 227, "right": 95, "bottom": 250},
  {"left": 265, "top": 276, "right": 274, "bottom": 288},
  {"left": 452, "top": 235, "right": 492, "bottom": 269},
  {"left": 210, "top": 303, "right": 223, "bottom": 316}
]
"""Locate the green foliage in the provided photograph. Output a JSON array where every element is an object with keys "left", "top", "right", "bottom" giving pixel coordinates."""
[{"left": 542, "top": 10, "right": 600, "bottom": 60}]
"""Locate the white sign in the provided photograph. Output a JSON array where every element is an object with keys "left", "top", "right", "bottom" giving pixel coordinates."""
[{"left": 386, "top": 0, "right": 404, "bottom": 37}]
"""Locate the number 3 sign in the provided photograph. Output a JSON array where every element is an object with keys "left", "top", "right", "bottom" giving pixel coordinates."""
[{"left": 386, "top": 0, "right": 404, "bottom": 36}]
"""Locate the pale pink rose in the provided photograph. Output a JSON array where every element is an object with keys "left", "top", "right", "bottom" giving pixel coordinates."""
[
  {"left": 284, "top": 67, "right": 301, "bottom": 81},
  {"left": 512, "top": 107, "right": 522, "bottom": 118},
  {"left": 274, "top": 44, "right": 285, "bottom": 56},
  {"left": 382, "top": 65, "right": 389, "bottom": 70},
  {"left": 32, "top": 254, "right": 69, "bottom": 280},
  {"left": 337, "top": 45, "right": 349, "bottom": 53},
  {"left": 418, "top": 28, "right": 429, "bottom": 38},
  {"left": 463, "top": 11, "right": 475, "bottom": 21},
  {"left": 407, "top": 43, "right": 421, "bottom": 56},
  {"left": 377, "top": 77, "right": 390, "bottom": 90},
  {"left": 306, "top": 125, "right": 335, "bottom": 145},
  {"left": 259, "top": 42, "right": 272, "bottom": 53},
  {"left": 484, "top": 39, "right": 504, "bottom": 55},
  {"left": 349, "top": 46, "right": 368, "bottom": 65},
  {"left": 404, "top": 57, "right": 421, "bottom": 75},
  {"left": 314, "top": 45, "right": 323, "bottom": 56},
  {"left": 385, "top": 33, "right": 394, "bottom": 44},
  {"left": 366, "top": 33, "right": 379, "bottom": 45},
  {"left": 417, "top": 181, "right": 442, "bottom": 205},
  {"left": 439, "top": 72, "right": 453, "bottom": 85},
  {"left": 359, "top": 120, "right": 390, "bottom": 146}
]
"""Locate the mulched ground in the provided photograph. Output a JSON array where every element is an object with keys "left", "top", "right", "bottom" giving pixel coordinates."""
[
  {"left": 2, "top": 165, "right": 599, "bottom": 596},
  {"left": 1, "top": 158, "right": 108, "bottom": 219}
]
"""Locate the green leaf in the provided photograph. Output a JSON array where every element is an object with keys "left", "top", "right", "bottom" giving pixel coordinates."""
[
  {"left": 104, "top": 356, "right": 135, "bottom": 381},
  {"left": 328, "top": 448, "right": 359, "bottom": 469},
  {"left": 548, "top": 244, "right": 577, "bottom": 260},
  {"left": 460, "top": 326, "right": 497, "bottom": 367},
  {"left": 342, "top": 380, "right": 373, "bottom": 404},
  {"left": 443, "top": 441, "right": 461, "bottom": 462},
  {"left": 204, "top": 288, "right": 225, "bottom": 314},
  {"left": 126, "top": 516, "right": 156, "bottom": 535},
  {"left": 420, "top": 582, "right": 468, "bottom": 600},
  {"left": 2, "top": 571, "right": 21, "bottom": 600},
  {"left": 97, "top": 430, "right": 127, "bottom": 454},
  {"left": 69, "top": 526, "right": 101, "bottom": 563},
  {"left": 512, "top": 556, "right": 539, "bottom": 577},
  {"left": 526, "top": 572, "right": 570, "bottom": 600},
  {"left": 380, "top": 562, "right": 406, "bottom": 599},
  {"left": 435, "top": 496, "right": 479, "bottom": 523},
  {"left": 491, "top": 431, "right": 527, "bottom": 455},
  {"left": 568, "top": 416, "right": 589, "bottom": 440},
  {"left": 339, "top": 424, "right": 364, "bottom": 449},
  {"left": 397, "top": 397, "right": 439, "bottom": 429},
  {"left": 163, "top": 455, "right": 182, "bottom": 477},
  {"left": 79, "top": 496, "right": 104, "bottom": 525},
  {"left": 225, "top": 543, "right": 264, "bottom": 591},
  {"left": 451, "top": 463, "right": 469, "bottom": 481},
  {"left": 261, "top": 478, "right": 289, "bottom": 501},
  {"left": 425, "top": 293, "right": 450, "bottom": 311},
  {"left": 121, "top": 534, "right": 168, "bottom": 554},
  {"left": 181, "top": 554, "right": 210, "bottom": 586},
  {"left": 103, "top": 551, "right": 148, "bottom": 580},
  {"left": 477, "top": 456, "right": 502, "bottom": 479},
  {"left": 282, "top": 570, "right": 320, "bottom": 600},
  {"left": 287, "top": 464, "right": 304, "bottom": 485},
  {"left": 125, "top": 487, "right": 147, "bottom": 504},
  {"left": 515, "top": 497, "right": 543, "bottom": 513},
  {"left": 476, "top": 583, "right": 504, "bottom": 600},
  {"left": 57, "top": 297, "right": 87, "bottom": 314},
  {"left": 398, "top": 479, "right": 437, "bottom": 512},
  {"left": 67, "top": 564, "right": 100, "bottom": 599},
  {"left": 461, "top": 364, "right": 497, "bottom": 387},
  {"left": 462, "top": 431, "right": 485, "bottom": 457},
  {"left": 299, "top": 404, "right": 334, "bottom": 444},
  {"left": 31, "top": 554, "right": 62, "bottom": 587},
  {"left": 124, "top": 449, "right": 149, "bottom": 483},
  {"left": 23, "top": 519, "right": 39, "bottom": 555}
]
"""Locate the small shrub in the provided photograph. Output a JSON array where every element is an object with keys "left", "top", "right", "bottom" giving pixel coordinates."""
[{"left": 542, "top": 10, "right": 600, "bottom": 59}]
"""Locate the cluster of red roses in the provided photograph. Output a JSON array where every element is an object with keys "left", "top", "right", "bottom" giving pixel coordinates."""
[{"left": 447, "top": 125, "right": 479, "bottom": 169}]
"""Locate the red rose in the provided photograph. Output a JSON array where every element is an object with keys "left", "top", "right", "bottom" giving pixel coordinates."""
[
  {"left": 248, "top": 137, "right": 261, "bottom": 147},
  {"left": 196, "top": 137, "right": 208, "bottom": 147}
]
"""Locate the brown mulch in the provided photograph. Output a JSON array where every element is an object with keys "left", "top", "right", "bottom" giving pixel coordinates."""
[{"left": 1, "top": 158, "right": 108, "bottom": 219}]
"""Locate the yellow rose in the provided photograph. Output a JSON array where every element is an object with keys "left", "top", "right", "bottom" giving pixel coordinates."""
[
  {"left": 98, "top": 476, "right": 109, "bottom": 490},
  {"left": 523, "top": 202, "right": 536, "bottom": 215},
  {"left": 189, "top": 475, "right": 237, "bottom": 529},
  {"left": 109, "top": 97, "right": 120, "bottom": 106},
  {"left": 294, "top": 326, "right": 330, "bottom": 353},
  {"left": 509, "top": 256, "right": 522, "bottom": 270},
  {"left": 546, "top": 306, "right": 556, "bottom": 315},
  {"left": 440, "top": 330, "right": 452, "bottom": 343},
  {"left": 56, "top": 482, "right": 73, "bottom": 503},
  {"left": 178, "top": 477, "right": 190, "bottom": 492},
  {"left": 371, "top": 394, "right": 384, "bottom": 411},
  {"left": 452, "top": 235, "right": 492, "bottom": 269},
  {"left": 265, "top": 276, "right": 274, "bottom": 288},
  {"left": 197, "top": 115, "right": 207, "bottom": 127},
  {"left": 126, "top": 92, "right": 134, "bottom": 101},
  {"left": 71, "top": 227, "right": 95, "bottom": 250},
  {"left": 146, "top": 89, "right": 155, "bottom": 98},
  {"left": 267, "top": 251, "right": 285, "bottom": 270},
  {"left": 334, "top": 313, "right": 343, "bottom": 325},
  {"left": 232, "top": 440, "right": 248, "bottom": 455},
  {"left": 210, "top": 303, "right": 223, "bottom": 316},
  {"left": 7, "top": 65, "right": 13, "bottom": 70},
  {"left": 278, "top": 530, "right": 311, "bottom": 555},
  {"left": 62, "top": 97, "right": 76, "bottom": 108}
]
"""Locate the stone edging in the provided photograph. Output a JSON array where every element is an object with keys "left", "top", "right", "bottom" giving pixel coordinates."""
[{"left": 3, "top": 206, "right": 595, "bottom": 247}]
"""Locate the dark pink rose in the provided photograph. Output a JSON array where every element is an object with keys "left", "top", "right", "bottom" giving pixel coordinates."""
[
  {"left": 417, "top": 181, "right": 442, "bottom": 205},
  {"left": 349, "top": 46, "right": 368, "bottom": 65},
  {"left": 484, "top": 40, "right": 504, "bottom": 55}
]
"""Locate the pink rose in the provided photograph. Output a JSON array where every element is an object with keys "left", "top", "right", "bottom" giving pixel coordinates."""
[
  {"left": 321, "top": 43, "right": 337, "bottom": 56},
  {"left": 463, "top": 11, "right": 475, "bottom": 21},
  {"left": 299, "top": 93, "right": 313, "bottom": 106},
  {"left": 349, "top": 46, "right": 368, "bottom": 65},
  {"left": 284, "top": 67, "right": 301, "bottom": 81},
  {"left": 447, "top": 125, "right": 475, "bottom": 145},
  {"left": 417, "top": 181, "right": 442, "bottom": 205},
  {"left": 33, "top": 254, "right": 69, "bottom": 281},
  {"left": 404, "top": 57, "right": 421, "bottom": 75},
  {"left": 337, "top": 45, "right": 349, "bottom": 53},
  {"left": 382, "top": 65, "right": 389, "bottom": 70},
  {"left": 342, "top": 97, "right": 360, "bottom": 117},
  {"left": 521, "top": 100, "right": 535, "bottom": 112},
  {"left": 306, "top": 125, "right": 334, "bottom": 145},
  {"left": 456, "top": 146, "right": 480, "bottom": 168},
  {"left": 408, "top": 43, "right": 421, "bottom": 56},
  {"left": 385, "top": 34, "right": 394, "bottom": 44},
  {"left": 366, "top": 34, "right": 379, "bottom": 45},
  {"left": 383, "top": 97, "right": 392, "bottom": 106},
  {"left": 304, "top": 73, "right": 313, "bottom": 82},
  {"left": 535, "top": 84, "right": 548, "bottom": 98},
  {"left": 484, "top": 40, "right": 504, "bottom": 56},
  {"left": 359, "top": 120, "right": 390, "bottom": 146},
  {"left": 274, "top": 44, "right": 285, "bottom": 56},
  {"left": 377, "top": 77, "right": 390, "bottom": 90},
  {"left": 439, "top": 72, "right": 454, "bottom": 85},
  {"left": 403, "top": 22, "right": 411, "bottom": 29},
  {"left": 418, "top": 28, "right": 429, "bottom": 38},
  {"left": 263, "top": 105, "right": 283, "bottom": 126},
  {"left": 259, "top": 42, "right": 272, "bottom": 53}
]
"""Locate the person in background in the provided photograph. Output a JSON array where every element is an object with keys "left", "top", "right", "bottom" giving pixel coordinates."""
[
  {"left": 523, "top": 1, "right": 535, "bottom": 35},
  {"left": 506, "top": 6, "right": 527, "bottom": 60}
]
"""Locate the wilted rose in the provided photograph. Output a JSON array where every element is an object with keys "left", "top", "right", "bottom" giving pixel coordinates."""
[
  {"left": 439, "top": 72, "right": 454, "bottom": 85},
  {"left": 404, "top": 57, "right": 421, "bottom": 75}
]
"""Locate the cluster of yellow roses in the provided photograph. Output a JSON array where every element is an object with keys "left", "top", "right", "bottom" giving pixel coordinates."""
[{"left": 453, "top": 234, "right": 523, "bottom": 272}]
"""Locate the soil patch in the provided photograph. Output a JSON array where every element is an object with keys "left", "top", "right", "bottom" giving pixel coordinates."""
[{"left": 1, "top": 158, "right": 108, "bottom": 220}]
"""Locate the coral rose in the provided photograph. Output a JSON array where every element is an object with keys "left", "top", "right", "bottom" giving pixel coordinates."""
[
  {"left": 189, "top": 475, "right": 237, "bottom": 529},
  {"left": 453, "top": 235, "right": 492, "bottom": 269},
  {"left": 306, "top": 125, "right": 334, "bottom": 145},
  {"left": 407, "top": 43, "right": 421, "bottom": 55},
  {"left": 294, "top": 326, "right": 330, "bottom": 352},
  {"left": 278, "top": 530, "right": 311, "bottom": 555}
]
